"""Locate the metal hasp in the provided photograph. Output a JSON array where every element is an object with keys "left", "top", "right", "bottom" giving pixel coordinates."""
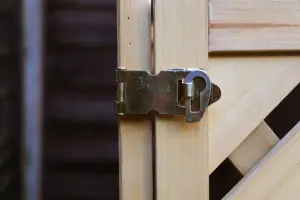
[{"left": 116, "top": 67, "right": 221, "bottom": 123}]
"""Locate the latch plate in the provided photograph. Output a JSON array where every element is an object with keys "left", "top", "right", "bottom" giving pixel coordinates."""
[{"left": 116, "top": 67, "right": 221, "bottom": 123}]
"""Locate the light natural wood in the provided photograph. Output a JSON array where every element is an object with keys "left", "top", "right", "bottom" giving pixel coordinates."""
[
  {"left": 118, "top": 1, "right": 152, "bottom": 200},
  {"left": 208, "top": 56, "right": 300, "bottom": 173},
  {"left": 209, "top": 0, "right": 300, "bottom": 51},
  {"left": 154, "top": 0, "right": 209, "bottom": 199},
  {"left": 270, "top": 161, "right": 300, "bottom": 200},
  {"left": 229, "top": 121, "right": 279, "bottom": 175},
  {"left": 223, "top": 122, "right": 300, "bottom": 200}
]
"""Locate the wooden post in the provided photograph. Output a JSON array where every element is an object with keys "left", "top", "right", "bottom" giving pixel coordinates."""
[
  {"left": 154, "top": 0, "right": 209, "bottom": 200},
  {"left": 22, "top": 0, "right": 44, "bottom": 199},
  {"left": 118, "top": 1, "right": 153, "bottom": 200}
]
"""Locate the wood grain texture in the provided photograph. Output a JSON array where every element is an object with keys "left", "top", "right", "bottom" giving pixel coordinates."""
[
  {"left": 229, "top": 121, "right": 279, "bottom": 175},
  {"left": 224, "top": 122, "right": 300, "bottom": 200},
  {"left": 154, "top": 0, "right": 209, "bottom": 199},
  {"left": 118, "top": 1, "right": 152, "bottom": 200},
  {"left": 209, "top": 0, "right": 300, "bottom": 51},
  {"left": 208, "top": 56, "right": 300, "bottom": 173}
]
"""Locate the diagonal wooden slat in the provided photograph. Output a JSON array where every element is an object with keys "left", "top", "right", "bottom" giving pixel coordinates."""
[
  {"left": 209, "top": 0, "right": 300, "bottom": 52},
  {"left": 154, "top": 0, "right": 209, "bottom": 199},
  {"left": 223, "top": 122, "right": 300, "bottom": 200},
  {"left": 229, "top": 121, "right": 279, "bottom": 175},
  {"left": 208, "top": 56, "right": 300, "bottom": 173},
  {"left": 118, "top": 1, "right": 153, "bottom": 200},
  {"left": 270, "top": 161, "right": 300, "bottom": 200}
]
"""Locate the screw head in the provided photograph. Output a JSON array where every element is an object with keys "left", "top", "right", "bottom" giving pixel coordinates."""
[{"left": 116, "top": 66, "right": 127, "bottom": 70}]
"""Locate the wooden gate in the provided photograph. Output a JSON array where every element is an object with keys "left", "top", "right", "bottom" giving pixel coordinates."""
[{"left": 118, "top": 0, "right": 300, "bottom": 200}]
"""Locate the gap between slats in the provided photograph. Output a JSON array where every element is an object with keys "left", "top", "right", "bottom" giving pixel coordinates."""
[{"left": 229, "top": 121, "right": 279, "bottom": 175}]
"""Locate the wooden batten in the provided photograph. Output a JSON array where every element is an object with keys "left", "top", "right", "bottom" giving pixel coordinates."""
[
  {"left": 209, "top": 0, "right": 300, "bottom": 52},
  {"left": 154, "top": 0, "right": 209, "bottom": 200},
  {"left": 118, "top": 1, "right": 153, "bottom": 200}
]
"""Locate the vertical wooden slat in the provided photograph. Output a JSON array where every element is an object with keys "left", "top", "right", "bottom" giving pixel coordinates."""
[
  {"left": 118, "top": 1, "right": 152, "bottom": 200},
  {"left": 154, "top": 0, "right": 209, "bottom": 200}
]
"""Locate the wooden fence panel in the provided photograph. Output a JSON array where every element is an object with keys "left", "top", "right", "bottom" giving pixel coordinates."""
[
  {"left": 154, "top": 0, "right": 209, "bottom": 199},
  {"left": 208, "top": 56, "right": 300, "bottom": 173}
]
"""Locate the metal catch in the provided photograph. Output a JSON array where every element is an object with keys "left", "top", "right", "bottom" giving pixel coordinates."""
[{"left": 116, "top": 67, "right": 221, "bottom": 123}]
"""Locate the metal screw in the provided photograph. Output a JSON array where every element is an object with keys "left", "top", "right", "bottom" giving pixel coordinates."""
[{"left": 116, "top": 66, "right": 127, "bottom": 70}]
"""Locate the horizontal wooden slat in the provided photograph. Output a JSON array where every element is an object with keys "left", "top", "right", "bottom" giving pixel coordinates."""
[
  {"left": 48, "top": 10, "right": 116, "bottom": 47},
  {"left": 48, "top": 0, "right": 115, "bottom": 9},
  {"left": 224, "top": 122, "right": 300, "bottom": 200},
  {"left": 0, "top": 1, "right": 13, "bottom": 13},
  {"left": 45, "top": 129, "right": 117, "bottom": 163},
  {"left": 0, "top": 22, "right": 10, "bottom": 57},
  {"left": 46, "top": 94, "right": 115, "bottom": 123},
  {"left": 208, "top": 56, "right": 300, "bottom": 173},
  {"left": 48, "top": 10, "right": 115, "bottom": 27},
  {"left": 44, "top": 171, "right": 118, "bottom": 199},
  {"left": 209, "top": 0, "right": 300, "bottom": 52},
  {"left": 229, "top": 121, "right": 279, "bottom": 175},
  {"left": 0, "top": 146, "right": 14, "bottom": 169},
  {"left": 0, "top": 168, "right": 15, "bottom": 194}
]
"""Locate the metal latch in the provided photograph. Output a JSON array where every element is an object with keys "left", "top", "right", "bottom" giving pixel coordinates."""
[{"left": 116, "top": 67, "right": 221, "bottom": 123}]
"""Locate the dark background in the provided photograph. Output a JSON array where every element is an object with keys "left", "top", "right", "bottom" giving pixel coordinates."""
[{"left": 0, "top": 0, "right": 299, "bottom": 199}]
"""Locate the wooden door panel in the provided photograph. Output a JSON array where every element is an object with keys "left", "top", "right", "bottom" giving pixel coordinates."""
[
  {"left": 118, "top": 1, "right": 300, "bottom": 199},
  {"left": 209, "top": 0, "right": 300, "bottom": 52},
  {"left": 208, "top": 56, "right": 300, "bottom": 172},
  {"left": 208, "top": 1, "right": 300, "bottom": 198}
]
